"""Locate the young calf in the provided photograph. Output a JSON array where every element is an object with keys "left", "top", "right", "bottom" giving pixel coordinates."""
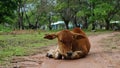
[{"left": 44, "top": 27, "right": 91, "bottom": 59}]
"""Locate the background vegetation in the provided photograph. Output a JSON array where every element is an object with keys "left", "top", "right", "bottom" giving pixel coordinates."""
[{"left": 0, "top": 0, "right": 120, "bottom": 31}]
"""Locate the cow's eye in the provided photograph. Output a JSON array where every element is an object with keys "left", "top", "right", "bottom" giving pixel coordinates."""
[{"left": 60, "top": 40, "right": 65, "bottom": 43}]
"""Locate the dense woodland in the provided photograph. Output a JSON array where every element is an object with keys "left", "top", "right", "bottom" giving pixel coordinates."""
[{"left": 0, "top": 0, "right": 120, "bottom": 31}]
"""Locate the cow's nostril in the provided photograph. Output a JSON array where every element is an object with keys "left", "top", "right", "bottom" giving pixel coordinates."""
[{"left": 67, "top": 52, "right": 72, "bottom": 56}]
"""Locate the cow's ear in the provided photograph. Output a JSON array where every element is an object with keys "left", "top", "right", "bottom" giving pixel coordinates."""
[
  {"left": 73, "top": 33, "right": 85, "bottom": 39},
  {"left": 44, "top": 34, "right": 57, "bottom": 40}
]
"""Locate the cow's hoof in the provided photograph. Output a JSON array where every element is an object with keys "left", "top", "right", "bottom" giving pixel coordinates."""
[{"left": 46, "top": 53, "right": 53, "bottom": 58}]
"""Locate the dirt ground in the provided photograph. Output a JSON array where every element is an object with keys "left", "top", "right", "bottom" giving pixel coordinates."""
[{"left": 3, "top": 32, "right": 120, "bottom": 68}]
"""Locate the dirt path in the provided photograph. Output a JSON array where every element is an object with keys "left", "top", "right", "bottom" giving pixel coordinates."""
[{"left": 11, "top": 32, "right": 120, "bottom": 68}]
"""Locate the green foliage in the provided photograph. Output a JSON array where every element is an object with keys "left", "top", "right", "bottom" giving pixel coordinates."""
[
  {"left": 77, "top": 11, "right": 85, "bottom": 17},
  {"left": 0, "top": 25, "right": 12, "bottom": 32},
  {"left": 51, "top": 15, "right": 60, "bottom": 22},
  {"left": 0, "top": 0, "right": 17, "bottom": 23},
  {"left": 112, "top": 11, "right": 120, "bottom": 20},
  {"left": 55, "top": 2, "right": 67, "bottom": 11},
  {"left": 77, "top": 10, "right": 90, "bottom": 17},
  {"left": 94, "top": 3, "right": 114, "bottom": 20},
  {"left": 0, "top": 0, "right": 120, "bottom": 30}
]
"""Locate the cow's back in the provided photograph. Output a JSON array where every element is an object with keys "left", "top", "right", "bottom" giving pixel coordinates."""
[
  {"left": 72, "top": 27, "right": 91, "bottom": 55},
  {"left": 72, "top": 27, "right": 86, "bottom": 35}
]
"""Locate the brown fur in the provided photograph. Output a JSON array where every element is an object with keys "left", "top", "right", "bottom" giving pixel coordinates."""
[{"left": 44, "top": 27, "right": 91, "bottom": 59}]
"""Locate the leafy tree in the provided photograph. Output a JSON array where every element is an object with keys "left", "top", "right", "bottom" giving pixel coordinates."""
[
  {"left": 89, "top": 0, "right": 120, "bottom": 30},
  {"left": 55, "top": 0, "right": 74, "bottom": 29},
  {"left": 76, "top": 0, "right": 91, "bottom": 29},
  {"left": 0, "top": 0, "right": 17, "bottom": 24},
  {"left": 0, "top": 0, "right": 120, "bottom": 30}
]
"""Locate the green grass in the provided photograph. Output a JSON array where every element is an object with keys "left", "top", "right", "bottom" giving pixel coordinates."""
[
  {"left": 0, "top": 31, "right": 57, "bottom": 65},
  {"left": 0, "top": 29, "right": 113, "bottom": 65},
  {"left": 85, "top": 29, "right": 113, "bottom": 36}
]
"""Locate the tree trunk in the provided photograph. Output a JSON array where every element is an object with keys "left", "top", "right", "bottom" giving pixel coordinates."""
[
  {"left": 35, "top": 19, "right": 39, "bottom": 29},
  {"left": 83, "top": 22, "right": 88, "bottom": 29},
  {"left": 17, "top": 1, "right": 24, "bottom": 30},
  {"left": 82, "top": 17, "right": 88, "bottom": 29},
  {"left": 48, "top": 23, "right": 52, "bottom": 30},
  {"left": 64, "top": 20, "right": 69, "bottom": 29},
  {"left": 21, "top": 11, "right": 24, "bottom": 29},
  {"left": 105, "top": 19, "right": 110, "bottom": 30},
  {"left": 62, "top": 16, "right": 70, "bottom": 29},
  {"left": 18, "top": 9, "right": 24, "bottom": 30},
  {"left": 48, "top": 16, "right": 52, "bottom": 30},
  {"left": 73, "top": 16, "right": 79, "bottom": 27},
  {"left": 92, "top": 22, "right": 96, "bottom": 30}
]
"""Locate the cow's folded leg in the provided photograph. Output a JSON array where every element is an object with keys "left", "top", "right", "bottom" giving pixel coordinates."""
[
  {"left": 46, "top": 49, "right": 55, "bottom": 58},
  {"left": 46, "top": 53, "right": 53, "bottom": 58},
  {"left": 54, "top": 52, "right": 62, "bottom": 59},
  {"left": 71, "top": 51, "right": 83, "bottom": 59},
  {"left": 46, "top": 49, "right": 62, "bottom": 59}
]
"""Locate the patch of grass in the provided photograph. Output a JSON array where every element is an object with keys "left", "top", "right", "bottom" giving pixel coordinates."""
[
  {"left": 0, "top": 31, "right": 57, "bottom": 65},
  {"left": 0, "top": 46, "right": 26, "bottom": 60},
  {"left": 0, "top": 25, "right": 12, "bottom": 33},
  {"left": 85, "top": 29, "right": 113, "bottom": 36}
]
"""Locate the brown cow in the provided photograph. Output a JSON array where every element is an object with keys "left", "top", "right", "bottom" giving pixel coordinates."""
[{"left": 44, "top": 27, "right": 91, "bottom": 59}]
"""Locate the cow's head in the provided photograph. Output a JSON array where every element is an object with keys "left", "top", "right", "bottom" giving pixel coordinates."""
[{"left": 44, "top": 30, "right": 84, "bottom": 58}]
